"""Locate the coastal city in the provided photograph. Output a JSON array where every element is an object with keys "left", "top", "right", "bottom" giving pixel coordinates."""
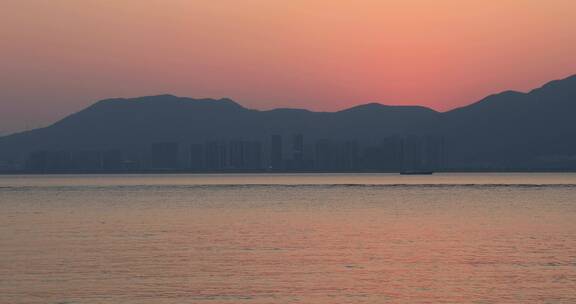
[{"left": 21, "top": 134, "right": 445, "bottom": 173}]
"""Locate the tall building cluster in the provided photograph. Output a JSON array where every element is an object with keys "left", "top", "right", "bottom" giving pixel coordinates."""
[{"left": 23, "top": 134, "right": 445, "bottom": 173}]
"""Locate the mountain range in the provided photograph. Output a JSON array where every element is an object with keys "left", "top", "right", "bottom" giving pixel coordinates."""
[{"left": 1, "top": 74, "right": 575, "bottom": 170}]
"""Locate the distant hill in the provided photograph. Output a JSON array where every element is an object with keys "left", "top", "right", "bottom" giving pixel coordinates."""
[
  {"left": 440, "top": 75, "right": 576, "bottom": 168},
  {"left": 0, "top": 96, "right": 438, "bottom": 160},
  {"left": 0, "top": 74, "right": 575, "bottom": 170}
]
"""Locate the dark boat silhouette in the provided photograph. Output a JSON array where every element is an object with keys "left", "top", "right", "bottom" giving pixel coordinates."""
[{"left": 400, "top": 170, "right": 434, "bottom": 175}]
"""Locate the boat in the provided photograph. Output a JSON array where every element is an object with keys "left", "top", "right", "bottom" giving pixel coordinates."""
[{"left": 400, "top": 170, "right": 434, "bottom": 175}]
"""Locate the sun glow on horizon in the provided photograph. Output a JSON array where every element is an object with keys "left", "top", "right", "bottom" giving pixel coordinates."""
[{"left": 1, "top": 0, "right": 576, "bottom": 133}]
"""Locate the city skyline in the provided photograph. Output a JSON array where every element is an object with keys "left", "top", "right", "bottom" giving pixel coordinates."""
[
  {"left": 23, "top": 133, "right": 445, "bottom": 173},
  {"left": 2, "top": 72, "right": 576, "bottom": 173}
]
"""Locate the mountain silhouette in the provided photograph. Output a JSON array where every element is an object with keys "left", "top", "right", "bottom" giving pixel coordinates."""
[
  {"left": 0, "top": 74, "right": 575, "bottom": 170},
  {"left": 440, "top": 75, "right": 576, "bottom": 168}
]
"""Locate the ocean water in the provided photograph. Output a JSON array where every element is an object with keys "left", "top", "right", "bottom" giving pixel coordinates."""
[{"left": 1, "top": 173, "right": 576, "bottom": 303}]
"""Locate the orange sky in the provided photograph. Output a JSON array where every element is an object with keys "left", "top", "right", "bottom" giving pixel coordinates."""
[{"left": 1, "top": 0, "right": 575, "bottom": 134}]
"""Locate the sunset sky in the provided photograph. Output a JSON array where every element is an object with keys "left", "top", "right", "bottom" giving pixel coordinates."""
[{"left": 1, "top": 0, "right": 575, "bottom": 134}]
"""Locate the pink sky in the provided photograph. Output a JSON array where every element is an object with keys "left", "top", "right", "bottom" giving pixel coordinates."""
[{"left": 1, "top": 0, "right": 575, "bottom": 134}]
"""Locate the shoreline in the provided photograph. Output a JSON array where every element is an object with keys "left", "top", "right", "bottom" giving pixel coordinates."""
[{"left": 2, "top": 169, "right": 576, "bottom": 175}]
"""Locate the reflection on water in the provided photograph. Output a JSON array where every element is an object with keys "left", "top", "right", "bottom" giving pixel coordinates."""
[{"left": 1, "top": 173, "right": 576, "bottom": 303}]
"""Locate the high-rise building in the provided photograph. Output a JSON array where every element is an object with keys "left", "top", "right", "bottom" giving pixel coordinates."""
[
  {"left": 287, "top": 133, "right": 309, "bottom": 170},
  {"left": 244, "top": 141, "right": 262, "bottom": 170},
  {"left": 26, "top": 151, "right": 49, "bottom": 172},
  {"left": 205, "top": 141, "right": 227, "bottom": 170},
  {"left": 401, "top": 135, "right": 429, "bottom": 171},
  {"left": 189, "top": 144, "right": 204, "bottom": 171},
  {"left": 341, "top": 140, "right": 360, "bottom": 171},
  {"left": 315, "top": 139, "right": 339, "bottom": 171},
  {"left": 102, "top": 150, "right": 123, "bottom": 171},
  {"left": 361, "top": 145, "right": 383, "bottom": 171},
  {"left": 229, "top": 140, "right": 262, "bottom": 170},
  {"left": 72, "top": 150, "right": 103, "bottom": 170},
  {"left": 292, "top": 133, "right": 304, "bottom": 161},
  {"left": 422, "top": 135, "right": 444, "bottom": 171},
  {"left": 151, "top": 142, "right": 179, "bottom": 169},
  {"left": 270, "top": 134, "right": 283, "bottom": 170},
  {"left": 26, "top": 150, "right": 72, "bottom": 172},
  {"left": 229, "top": 140, "right": 245, "bottom": 169},
  {"left": 380, "top": 137, "right": 403, "bottom": 171}
]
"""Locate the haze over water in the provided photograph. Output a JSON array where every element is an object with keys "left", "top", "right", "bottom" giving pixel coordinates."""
[{"left": 2, "top": 173, "right": 576, "bottom": 303}]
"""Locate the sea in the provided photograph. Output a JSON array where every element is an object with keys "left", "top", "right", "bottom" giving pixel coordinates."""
[{"left": 1, "top": 173, "right": 576, "bottom": 303}]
